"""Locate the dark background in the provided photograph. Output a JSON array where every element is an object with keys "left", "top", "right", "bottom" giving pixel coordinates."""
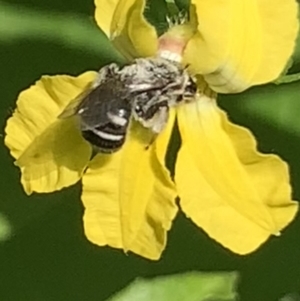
[{"left": 0, "top": 1, "right": 300, "bottom": 300}]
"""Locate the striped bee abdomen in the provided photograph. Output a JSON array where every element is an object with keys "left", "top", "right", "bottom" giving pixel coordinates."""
[
  {"left": 81, "top": 125, "right": 126, "bottom": 153},
  {"left": 81, "top": 107, "right": 132, "bottom": 153}
]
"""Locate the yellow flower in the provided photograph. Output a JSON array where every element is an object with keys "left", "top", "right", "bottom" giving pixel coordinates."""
[{"left": 5, "top": 0, "right": 299, "bottom": 260}]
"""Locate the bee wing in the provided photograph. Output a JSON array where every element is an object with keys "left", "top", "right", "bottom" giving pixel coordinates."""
[
  {"left": 58, "top": 85, "right": 94, "bottom": 119},
  {"left": 74, "top": 81, "right": 132, "bottom": 130},
  {"left": 59, "top": 63, "right": 122, "bottom": 119},
  {"left": 78, "top": 90, "right": 114, "bottom": 130}
]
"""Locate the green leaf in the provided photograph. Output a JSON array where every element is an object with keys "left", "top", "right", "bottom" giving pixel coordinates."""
[
  {"left": 173, "top": 0, "right": 190, "bottom": 11},
  {"left": 143, "top": 0, "right": 191, "bottom": 36},
  {"left": 0, "top": 2, "right": 123, "bottom": 63},
  {"left": 144, "top": 0, "right": 169, "bottom": 36},
  {"left": 291, "top": 16, "right": 300, "bottom": 66},
  {"left": 219, "top": 81, "right": 300, "bottom": 137},
  {"left": 106, "top": 272, "right": 238, "bottom": 301},
  {"left": 274, "top": 72, "right": 300, "bottom": 85},
  {"left": 0, "top": 213, "right": 12, "bottom": 242}
]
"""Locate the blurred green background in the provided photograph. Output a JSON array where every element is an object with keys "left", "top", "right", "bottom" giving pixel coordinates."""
[{"left": 1, "top": 0, "right": 300, "bottom": 300}]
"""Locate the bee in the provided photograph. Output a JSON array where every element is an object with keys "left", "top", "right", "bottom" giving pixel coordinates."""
[
  {"left": 59, "top": 58, "right": 197, "bottom": 153},
  {"left": 130, "top": 58, "right": 197, "bottom": 134}
]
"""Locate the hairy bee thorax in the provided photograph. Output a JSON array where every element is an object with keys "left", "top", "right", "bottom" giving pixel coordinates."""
[{"left": 124, "top": 58, "right": 197, "bottom": 134}]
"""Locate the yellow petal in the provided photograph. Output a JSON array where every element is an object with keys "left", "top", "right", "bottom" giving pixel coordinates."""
[
  {"left": 175, "top": 89, "right": 298, "bottom": 254},
  {"left": 82, "top": 112, "right": 177, "bottom": 260},
  {"left": 95, "top": 0, "right": 157, "bottom": 60},
  {"left": 126, "top": 0, "right": 158, "bottom": 57},
  {"left": 94, "top": 0, "right": 120, "bottom": 38},
  {"left": 184, "top": 0, "right": 298, "bottom": 93},
  {"left": 5, "top": 72, "right": 96, "bottom": 194}
]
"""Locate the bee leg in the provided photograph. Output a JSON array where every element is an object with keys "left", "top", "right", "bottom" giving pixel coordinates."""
[
  {"left": 182, "top": 92, "right": 196, "bottom": 103},
  {"left": 144, "top": 104, "right": 169, "bottom": 133},
  {"left": 142, "top": 105, "right": 169, "bottom": 151}
]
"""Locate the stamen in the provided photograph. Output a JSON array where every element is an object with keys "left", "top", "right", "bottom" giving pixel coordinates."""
[
  {"left": 157, "top": 14, "right": 196, "bottom": 63},
  {"left": 165, "top": 11, "right": 189, "bottom": 28}
]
